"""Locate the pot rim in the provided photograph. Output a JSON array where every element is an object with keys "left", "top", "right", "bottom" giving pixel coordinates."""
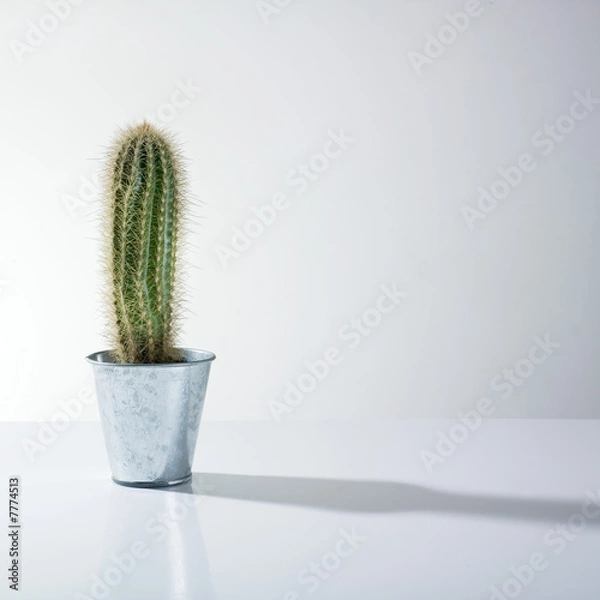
[{"left": 85, "top": 348, "right": 216, "bottom": 367}]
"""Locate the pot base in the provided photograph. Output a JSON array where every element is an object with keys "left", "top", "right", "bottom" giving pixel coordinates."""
[{"left": 112, "top": 474, "right": 192, "bottom": 488}]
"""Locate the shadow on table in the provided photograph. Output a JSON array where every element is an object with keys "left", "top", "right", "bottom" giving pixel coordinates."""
[{"left": 168, "top": 473, "right": 600, "bottom": 525}]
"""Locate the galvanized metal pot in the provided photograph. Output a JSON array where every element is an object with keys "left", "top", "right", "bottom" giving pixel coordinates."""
[{"left": 86, "top": 348, "right": 215, "bottom": 488}]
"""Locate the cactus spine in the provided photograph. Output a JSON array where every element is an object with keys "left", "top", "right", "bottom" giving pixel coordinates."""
[{"left": 102, "top": 122, "right": 185, "bottom": 364}]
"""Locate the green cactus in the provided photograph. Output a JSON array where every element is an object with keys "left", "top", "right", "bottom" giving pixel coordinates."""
[{"left": 101, "top": 122, "right": 186, "bottom": 364}]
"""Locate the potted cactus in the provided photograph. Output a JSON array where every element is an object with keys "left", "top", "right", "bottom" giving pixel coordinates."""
[{"left": 86, "top": 122, "right": 215, "bottom": 488}]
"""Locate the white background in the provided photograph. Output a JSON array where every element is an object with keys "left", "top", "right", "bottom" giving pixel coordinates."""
[{"left": 1, "top": 0, "right": 599, "bottom": 421}]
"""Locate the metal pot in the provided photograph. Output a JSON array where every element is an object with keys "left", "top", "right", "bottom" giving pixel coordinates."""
[{"left": 86, "top": 348, "right": 215, "bottom": 487}]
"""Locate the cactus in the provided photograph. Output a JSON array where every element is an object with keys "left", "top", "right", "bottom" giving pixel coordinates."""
[{"left": 101, "top": 122, "right": 186, "bottom": 364}]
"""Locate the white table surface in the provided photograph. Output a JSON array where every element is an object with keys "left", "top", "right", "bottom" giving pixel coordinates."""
[{"left": 2, "top": 420, "right": 600, "bottom": 599}]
